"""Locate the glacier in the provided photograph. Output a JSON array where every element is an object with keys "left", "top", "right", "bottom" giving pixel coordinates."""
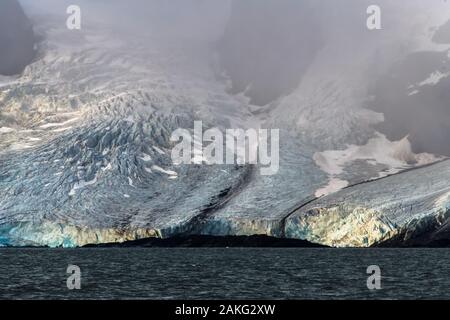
[{"left": 1, "top": 0, "right": 450, "bottom": 247}]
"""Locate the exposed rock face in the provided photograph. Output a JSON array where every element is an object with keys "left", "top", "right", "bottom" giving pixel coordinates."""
[
  {"left": 217, "top": 0, "right": 324, "bottom": 106},
  {"left": 433, "top": 19, "right": 450, "bottom": 44},
  {"left": 0, "top": 0, "right": 36, "bottom": 75}
]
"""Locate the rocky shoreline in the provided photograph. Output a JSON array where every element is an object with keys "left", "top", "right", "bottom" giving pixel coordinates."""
[{"left": 83, "top": 234, "right": 327, "bottom": 248}]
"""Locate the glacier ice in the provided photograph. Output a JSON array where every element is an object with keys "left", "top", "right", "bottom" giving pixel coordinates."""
[{"left": 1, "top": 0, "right": 450, "bottom": 247}]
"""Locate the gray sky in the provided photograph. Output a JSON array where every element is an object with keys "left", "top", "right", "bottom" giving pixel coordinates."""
[{"left": 10, "top": 0, "right": 450, "bottom": 155}]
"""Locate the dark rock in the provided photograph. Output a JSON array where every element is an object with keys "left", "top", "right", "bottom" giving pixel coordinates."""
[
  {"left": 368, "top": 51, "right": 450, "bottom": 156},
  {"left": 376, "top": 215, "right": 450, "bottom": 248},
  {"left": 0, "top": 0, "right": 36, "bottom": 75},
  {"left": 84, "top": 234, "right": 327, "bottom": 248},
  {"left": 217, "top": 0, "right": 324, "bottom": 106},
  {"left": 433, "top": 19, "right": 450, "bottom": 44}
]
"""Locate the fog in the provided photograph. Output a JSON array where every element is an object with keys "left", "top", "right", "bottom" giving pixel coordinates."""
[
  {"left": 16, "top": 0, "right": 448, "bottom": 102},
  {"left": 7, "top": 0, "right": 450, "bottom": 155},
  {"left": 20, "top": 0, "right": 231, "bottom": 41}
]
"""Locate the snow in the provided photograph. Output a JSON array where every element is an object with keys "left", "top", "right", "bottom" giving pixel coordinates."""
[
  {"left": 1, "top": 1, "right": 448, "bottom": 248},
  {"left": 151, "top": 165, "right": 177, "bottom": 176},
  {"left": 152, "top": 146, "right": 166, "bottom": 155},
  {"left": 313, "top": 133, "right": 441, "bottom": 197},
  {"left": 144, "top": 167, "right": 153, "bottom": 173},
  {"left": 315, "top": 178, "right": 349, "bottom": 198},
  {"left": 124, "top": 115, "right": 135, "bottom": 123},
  {"left": 0, "top": 127, "right": 15, "bottom": 134},
  {"left": 98, "top": 93, "right": 130, "bottom": 105},
  {"left": 9, "top": 143, "right": 33, "bottom": 151},
  {"left": 140, "top": 153, "right": 152, "bottom": 161},
  {"left": 418, "top": 71, "right": 449, "bottom": 87},
  {"left": 68, "top": 176, "right": 98, "bottom": 196},
  {"left": 39, "top": 117, "right": 79, "bottom": 129},
  {"left": 101, "top": 163, "right": 112, "bottom": 171}
]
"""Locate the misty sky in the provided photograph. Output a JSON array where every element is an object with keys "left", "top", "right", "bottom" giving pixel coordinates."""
[{"left": 6, "top": 0, "right": 450, "bottom": 155}]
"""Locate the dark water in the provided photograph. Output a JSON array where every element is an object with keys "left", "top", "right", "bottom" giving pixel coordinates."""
[{"left": 0, "top": 248, "right": 449, "bottom": 299}]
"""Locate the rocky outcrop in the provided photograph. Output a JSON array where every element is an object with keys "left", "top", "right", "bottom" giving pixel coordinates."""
[
  {"left": 217, "top": 0, "right": 324, "bottom": 106},
  {"left": 433, "top": 19, "right": 450, "bottom": 44},
  {"left": 0, "top": 0, "right": 36, "bottom": 75},
  {"left": 84, "top": 234, "right": 327, "bottom": 248}
]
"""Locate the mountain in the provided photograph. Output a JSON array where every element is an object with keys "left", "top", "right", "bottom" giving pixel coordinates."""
[
  {"left": 0, "top": 0, "right": 36, "bottom": 76},
  {"left": 0, "top": 0, "right": 450, "bottom": 247}
]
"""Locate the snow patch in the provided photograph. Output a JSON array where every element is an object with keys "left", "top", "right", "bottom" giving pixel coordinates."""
[
  {"left": 140, "top": 153, "right": 152, "bottom": 161},
  {"left": 69, "top": 176, "right": 98, "bottom": 196},
  {"left": 0, "top": 127, "right": 15, "bottom": 134},
  {"left": 313, "top": 133, "right": 441, "bottom": 197},
  {"left": 9, "top": 143, "right": 33, "bottom": 151},
  {"left": 151, "top": 165, "right": 177, "bottom": 177},
  {"left": 39, "top": 117, "right": 79, "bottom": 129},
  {"left": 144, "top": 167, "right": 153, "bottom": 173},
  {"left": 418, "top": 71, "right": 449, "bottom": 87},
  {"left": 101, "top": 163, "right": 112, "bottom": 171},
  {"left": 315, "top": 178, "right": 349, "bottom": 198},
  {"left": 152, "top": 146, "right": 165, "bottom": 155}
]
